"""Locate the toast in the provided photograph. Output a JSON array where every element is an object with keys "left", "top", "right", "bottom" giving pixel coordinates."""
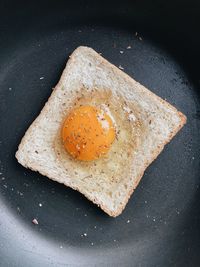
[{"left": 16, "top": 46, "right": 186, "bottom": 217}]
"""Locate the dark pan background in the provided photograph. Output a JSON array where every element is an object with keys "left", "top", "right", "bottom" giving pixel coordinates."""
[{"left": 0, "top": 0, "right": 200, "bottom": 266}]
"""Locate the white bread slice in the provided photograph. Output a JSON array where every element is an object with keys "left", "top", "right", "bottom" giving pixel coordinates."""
[{"left": 16, "top": 46, "right": 186, "bottom": 217}]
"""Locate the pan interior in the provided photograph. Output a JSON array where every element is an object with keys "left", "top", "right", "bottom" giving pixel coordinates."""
[{"left": 0, "top": 26, "right": 200, "bottom": 266}]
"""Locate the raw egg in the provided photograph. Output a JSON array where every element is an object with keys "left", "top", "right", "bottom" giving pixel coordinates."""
[
  {"left": 61, "top": 105, "right": 116, "bottom": 161},
  {"left": 54, "top": 87, "right": 143, "bottom": 195}
]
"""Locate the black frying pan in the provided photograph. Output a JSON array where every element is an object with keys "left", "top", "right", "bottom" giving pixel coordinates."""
[{"left": 0, "top": 1, "right": 200, "bottom": 266}]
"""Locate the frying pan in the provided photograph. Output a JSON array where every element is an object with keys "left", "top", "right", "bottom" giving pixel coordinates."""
[{"left": 0, "top": 0, "right": 200, "bottom": 266}]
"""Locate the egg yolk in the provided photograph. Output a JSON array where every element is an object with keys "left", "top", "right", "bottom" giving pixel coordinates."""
[{"left": 61, "top": 105, "right": 115, "bottom": 161}]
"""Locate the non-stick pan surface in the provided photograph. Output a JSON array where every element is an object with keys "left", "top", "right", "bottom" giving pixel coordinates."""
[{"left": 0, "top": 1, "right": 200, "bottom": 266}]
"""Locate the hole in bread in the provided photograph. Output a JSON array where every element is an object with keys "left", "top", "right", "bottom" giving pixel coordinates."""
[{"left": 53, "top": 86, "right": 146, "bottom": 203}]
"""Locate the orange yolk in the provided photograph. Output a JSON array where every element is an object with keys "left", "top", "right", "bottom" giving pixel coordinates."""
[{"left": 61, "top": 105, "right": 115, "bottom": 161}]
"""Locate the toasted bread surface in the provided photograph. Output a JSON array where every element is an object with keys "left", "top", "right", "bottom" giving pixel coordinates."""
[{"left": 16, "top": 46, "right": 186, "bottom": 217}]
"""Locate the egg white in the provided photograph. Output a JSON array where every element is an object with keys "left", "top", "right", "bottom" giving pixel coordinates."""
[{"left": 53, "top": 87, "right": 145, "bottom": 199}]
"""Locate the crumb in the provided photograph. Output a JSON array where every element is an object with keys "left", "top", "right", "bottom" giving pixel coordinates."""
[
  {"left": 3, "top": 184, "right": 7, "bottom": 188},
  {"left": 83, "top": 233, "right": 87, "bottom": 237},
  {"left": 0, "top": 172, "right": 2, "bottom": 175},
  {"left": 113, "top": 239, "right": 116, "bottom": 242},
  {"left": 153, "top": 218, "right": 156, "bottom": 222},
  {"left": 78, "top": 30, "right": 82, "bottom": 32},
  {"left": 120, "top": 50, "right": 124, "bottom": 54},
  {"left": 84, "top": 214, "right": 87, "bottom": 217},
  {"left": 127, "top": 45, "right": 131, "bottom": 49},
  {"left": 99, "top": 52, "right": 102, "bottom": 55},
  {"left": 139, "top": 37, "right": 143, "bottom": 41},
  {"left": 94, "top": 226, "right": 97, "bottom": 229},
  {"left": 39, "top": 203, "right": 42, "bottom": 207},
  {"left": 144, "top": 200, "right": 147, "bottom": 204},
  {"left": 8, "top": 87, "right": 12, "bottom": 91},
  {"left": 91, "top": 242, "right": 94, "bottom": 246},
  {"left": 60, "top": 245, "right": 63, "bottom": 249},
  {"left": 32, "top": 218, "right": 39, "bottom": 225},
  {"left": 127, "top": 219, "right": 130, "bottom": 223},
  {"left": 135, "top": 32, "right": 138, "bottom": 36},
  {"left": 192, "top": 156, "right": 195, "bottom": 160},
  {"left": 119, "top": 65, "right": 124, "bottom": 70},
  {"left": 39, "top": 77, "right": 44, "bottom": 80},
  {"left": 1, "top": 177, "right": 5, "bottom": 180},
  {"left": 17, "top": 207, "right": 20, "bottom": 212}
]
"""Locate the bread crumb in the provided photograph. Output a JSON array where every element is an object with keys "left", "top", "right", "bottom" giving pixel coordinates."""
[
  {"left": 139, "top": 37, "right": 143, "bottom": 41},
  {"left": 91, "top": 242, "right": 94, "bottom": 246},
  {"left": 39, "top": 77, "right": 44, "bottom": 80},
  {"left": 127, "top": 45, "right": 131, "bottom": 49},
  {"left": 94, "top": 226, "right": 97, "bottom": 229},
  {"left": 119, "top": 65, "right": 124, "bottom": 70},
  {"left": 135, "top": 32, "right": 138, "bottom": 36},
  {"left": 113, "top": 239, "right": 116, "bottom": 242},
  {"left": 153, "top": 218, "right": 156, "bottom": 222},
  {"left": 39, "top": 203, "right": 42, "bottom": 207},
  {"left": 127, "top": 219, "right": 130, "bottom": 223},
  {"left": 60, "top": 245, "right": 63, "bottom": 249},
  {"left": 32, "top": 218, "right": 39, "bottom": 225},
  {"left": 123, "top": 106, "right": 136, "bottom": 121},
  {"left": 192, "top": 156, "right": 195, "bottom": 160},
  {"left": 8, "top": 87, "right": 12, "bottom": 91},
  {"left": 17, "top": 207, "right": 20, "bottom": 212},
  {"left": 120, "top": 50, "right": 124, "bottom": 54},
  {"left": 84, "top": 214, "right": 87, "bottom": 217},
  {"left": 144, "top": 200, "right": 147, "bottom": 204},
  {"left": 83, "top": 233, "right": 87, "bottom": 237}
]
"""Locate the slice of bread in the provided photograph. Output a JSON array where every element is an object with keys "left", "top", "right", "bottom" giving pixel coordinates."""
[{"left": 16, "top": 46, "right": 186, "bottom": 217}]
